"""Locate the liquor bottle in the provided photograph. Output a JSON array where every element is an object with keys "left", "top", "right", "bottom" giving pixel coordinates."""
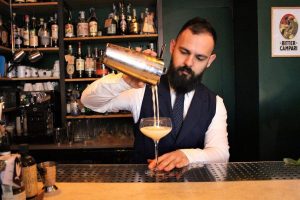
[
  {"left": 105, "top": 13, "right": 117, "bottom": 35},
  {"left": 23, "top": 15, "right": 30, "bottom": 47},
  {"left": 65, "top": 44, "right": 75, "bottom": 78},
  {"left": 88, "top": 7, "right": 98, "bottom": 37},
  {"left": 19, "top": 144, "right": 38, "bottom": 199},
  {"left": 75, "top": 42, "right": 85, "bottom": 78},
  {"left": 51, "top": 13, "right": 59, "bottom": 47},
  {"left": 37, "top": 17, "right": 44, "bottom": 46},
  {"left": 94, "top": 47, "right": 101, "bottom": 77},
  {"left": 129, "top": 8, "right": 139, "bottom": 34},
  {"left": 77, "top": 11, "right": 89, "bottom": 37},
  {"left": 138, "top": 12, "right": 144, "bottom": 34},
  {"left": 112, "top": 2, "right": 119, "bottom": 29},
  {"left": 0, "top": 15, "right": 9, "bottom": 47},
  {"left": 14, "top": 0, "right": 25, "bottom": 3},
  {"left": 40, "top": 22, "right": 50, "bottom": 47},
  {"left": 65, "top": 10, "right": 74, "bottom": 38},
  {"left": 96, "top": 49, "right": 108, "bottom": 78},
  {"left": 118, "top": 2, "right": 127, "bottom": 35},
  {"left": 29, "top": 16, "right": 38, "bottom": 48},
  {"left": 15, "top": 28, "right": 23, "bottom": 49},
  {"left": 126, "top": 3, "right": 132, "bottom": 33},
  {"left": 85, "top": 46, "right": 95, "bottom": 78},
  {"left": 142, "top": 8, "right": 156, "bottom": 34}
]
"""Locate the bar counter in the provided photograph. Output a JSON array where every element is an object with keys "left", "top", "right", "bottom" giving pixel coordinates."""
[
  {"left": 42, "top": 161, "right": 300, "bottom": 200},
  {"left": 38, "top": 161, "right": 300, "bottom": 200}
]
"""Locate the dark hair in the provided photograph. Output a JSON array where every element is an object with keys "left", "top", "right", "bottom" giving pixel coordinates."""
[{"left": 176, "top": 17, "right": 217, "bottom": 46}]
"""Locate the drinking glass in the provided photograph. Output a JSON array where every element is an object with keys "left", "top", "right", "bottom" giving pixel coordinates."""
[{"left": 139, "top": 117, "right": 172, "bottom": 175}]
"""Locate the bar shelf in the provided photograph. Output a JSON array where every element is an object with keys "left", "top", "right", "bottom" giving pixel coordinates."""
[
  {"left": 0, "top": 45, "right": 11, "bottom": 53},
  {"left": 64, "top": 34, "right": 159, "bottom": 43},
  {"left": 65, "top": 78, "right": 98, "bottom": 82},
  {"left": 20, "top": 47, "right": 59, "bottom": 52},
  {"left": 11, "top": 1, "right": 58, "bottom": 15},
  {"left": 66, "top": 113, "right": 132, "bottom": 119},
  {"left": 0, "top": 77, "right": 59, "bottom": 81}
]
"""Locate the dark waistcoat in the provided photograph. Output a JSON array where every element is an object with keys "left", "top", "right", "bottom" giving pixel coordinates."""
[{"left": 132, "top": 75, "right": 216, "bottom": 163}]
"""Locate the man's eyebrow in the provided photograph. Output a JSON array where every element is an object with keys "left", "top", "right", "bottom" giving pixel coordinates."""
[{"left": 179, "top": 47, "right": 208, "bottom": 59}]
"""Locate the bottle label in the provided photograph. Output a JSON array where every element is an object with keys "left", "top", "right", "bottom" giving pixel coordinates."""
[
  {"left": 77, "top": 22, "right": 89, "bottom": 37},
  {"left": 67, "top": 63, "right": 75, "bottom": 76},
  {"left": 76, "top": 58, "right": 85, "bottom": 71},
  {"left": 107, "top": 24, "right": 116, "bottom": 35},
  {"left": 51, "top": 24, "right": 59, "bottom": 39},
  {"left": 65, "top": 24, "right": 74, "bottom": 37},
  {"left": 104, "top": 19, "right": 112, "bottom": 28},
  {"left": 29, "top": 35, "right": 38, "bottom": 47},
  {"left": 22, "top": 165, "right": 38, "bottom": 198},
  {"left": 89, "top": 21, "right": 98, "bottom": 36},
  {"left": 85, "top": 58, "right": 95, "bottom": 72},
  {"left": 23, "top": 30, "right": 29, "bottom": 46},
  {"left": 1, "top": 31, "right": 8, "bottom": 45},
  {"left": 130, "top": 22, "right": 139, "bottom": 34},
  {"left": 41, "top": 34, "right": 50, "bottom": 46}
]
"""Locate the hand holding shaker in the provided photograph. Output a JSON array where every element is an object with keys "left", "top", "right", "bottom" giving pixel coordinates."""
[{"left": 103, "top": 43, "right": 165, "bottom": 85}]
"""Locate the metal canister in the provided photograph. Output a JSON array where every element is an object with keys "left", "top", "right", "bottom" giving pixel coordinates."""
[{"left": 103, "top": 43, "right": 165, "bottom": 85}]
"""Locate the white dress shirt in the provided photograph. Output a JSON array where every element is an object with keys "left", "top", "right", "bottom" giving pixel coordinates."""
[{"left": 81, "top": 73, "right": 230, "bottom": 164}]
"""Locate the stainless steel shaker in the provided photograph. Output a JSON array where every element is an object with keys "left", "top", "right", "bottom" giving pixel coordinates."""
[{"left": 103, "top": 43, "right": 165, "bottom": 85}]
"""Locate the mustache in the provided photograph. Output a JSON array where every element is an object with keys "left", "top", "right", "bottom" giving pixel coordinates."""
[{"left": 177, "top": 66, "right": 193, "bottom": 75}]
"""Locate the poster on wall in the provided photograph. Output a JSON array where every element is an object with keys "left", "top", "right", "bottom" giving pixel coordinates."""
[{"left": 271, "top": 7, "right": 300, "bottom": 57}]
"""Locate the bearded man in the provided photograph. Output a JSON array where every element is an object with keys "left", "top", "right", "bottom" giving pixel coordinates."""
[{"left": 81, "top": 17, "right": 229, "bottom": 171}]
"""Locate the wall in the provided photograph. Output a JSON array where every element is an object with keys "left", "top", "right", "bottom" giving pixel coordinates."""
[
  {"left": 257, "top": 0, "right": 300, "bottom": 160},
  {"left": 162, "top": 0, "right": 236, "bottom": 159}
]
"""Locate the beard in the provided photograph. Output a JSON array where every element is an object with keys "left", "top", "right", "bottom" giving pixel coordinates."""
[{"left": 167, "top": 59, "right": 204, "bottom": 94}]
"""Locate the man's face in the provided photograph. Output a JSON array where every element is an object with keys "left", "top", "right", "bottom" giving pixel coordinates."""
[{"left": 167, "top": 29, "right": 216, "bottom": 93}]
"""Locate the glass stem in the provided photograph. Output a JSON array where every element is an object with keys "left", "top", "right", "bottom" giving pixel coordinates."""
[{"left": 154, "top": 140, "right": 159, "bottom": 171}]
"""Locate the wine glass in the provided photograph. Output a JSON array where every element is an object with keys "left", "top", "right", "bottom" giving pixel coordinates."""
[{"left": 139, "top": 117, "right": 172, "bottom": 175}]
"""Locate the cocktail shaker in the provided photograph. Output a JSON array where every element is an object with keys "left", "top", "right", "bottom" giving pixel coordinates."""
[{"left": 103, "top": 43, "right": 165, "bottom": 85}]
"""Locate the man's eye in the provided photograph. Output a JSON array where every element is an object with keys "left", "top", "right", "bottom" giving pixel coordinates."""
[{"left": 196, "top": 56, "right": 205, "bottom": 61}]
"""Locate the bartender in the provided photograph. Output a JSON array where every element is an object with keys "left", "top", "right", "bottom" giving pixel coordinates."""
[{"left": 81, "top": 17, "right": 229, "bottom": 172}]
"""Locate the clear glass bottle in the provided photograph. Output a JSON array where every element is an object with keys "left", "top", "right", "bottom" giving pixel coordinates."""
[
  {"left": 88, "top": 7, "right": 98, "bottom": 37},
  {"left": 75, "top": 42, "right": 85, "bottom": 78},
  {"left": 65, "top": 10, "right": 74, "bottom": 38},
  {"left": 19, "top": 144, "right": 38, "bottom": 199},
  {"left": 40, "top": 22, "right": 50, "bottom": 47},
  {"left": 51, "top": 13, "right": 59, "bottom": 47},
  {"left": 0, "top": 15, "right": 9, "bottom": 47},
  {"left": 37, "top": 17, "right": 44, "bottom": 46},
  {"left": 77, "top": 11, "right": 89, "bottom": 37}
]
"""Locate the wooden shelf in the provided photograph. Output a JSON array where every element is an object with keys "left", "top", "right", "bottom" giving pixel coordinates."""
[
  {"left": 64, "top": 0, "right": 156, "bottom": 9},
  {"left": 66, "top": 113, "right": 132, "bottom": 119},
  {"left": 12, "top": 1, "right": 58, "bottom": 7},
  {"left": 11, "top": 1, "right": 58, "bottom": 14},
  {"left": 10, "top": 135, "right": 134, "bottom": 150},
  {"left": 64, "top": 34, "right": 159, "bottom": 43},
  {"left": 3, "top": 107, "right": 17, "bottom": 113},
  {"left": 65, "top": 78, "right": 98, "bottom": 82},
  {"left": 0, "top": 45, "right": 11, "bottom": 53},
  {"left": 0, "top": 77, "right": 59, "bottom": 81},
  {"left": 20, "top": 47, "right": 59, "bottom": 52}
]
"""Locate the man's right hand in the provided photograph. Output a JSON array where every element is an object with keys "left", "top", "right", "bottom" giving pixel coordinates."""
[{"left": 122, "top": 74, "right": 146, "bottom": 88}]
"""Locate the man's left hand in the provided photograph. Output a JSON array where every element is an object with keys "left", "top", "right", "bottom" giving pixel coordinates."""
[{"left": 148, "top": 150, "right": 189, "bottom": 172}]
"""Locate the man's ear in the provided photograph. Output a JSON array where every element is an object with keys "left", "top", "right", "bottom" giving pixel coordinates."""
[
  {"left": 170, "top": 39, "right": 176, "bottom": 54},
  {"left": 207, "top": 54, "right": 216, "bottom": 68}
]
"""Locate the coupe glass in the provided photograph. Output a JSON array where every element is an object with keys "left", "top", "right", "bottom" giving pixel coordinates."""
[{"left": 139, "top": 117, "right": 172, "bottom": 175}]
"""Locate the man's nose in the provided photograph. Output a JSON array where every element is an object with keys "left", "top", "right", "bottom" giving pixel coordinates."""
[{"left": 184, "top": 55, "right": 193, "bottom": 67}]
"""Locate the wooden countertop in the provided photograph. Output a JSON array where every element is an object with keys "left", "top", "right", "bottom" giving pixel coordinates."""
[{"left": 43, "top": 180, "right": 300, "bottom": 200}]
